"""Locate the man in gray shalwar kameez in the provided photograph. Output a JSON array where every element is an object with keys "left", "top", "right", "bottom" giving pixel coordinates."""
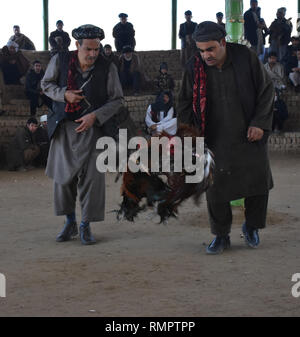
[
  {"left": 41, "top": 25, "right": 124, "bottom": 245},
  {"left": 177, "top": 22, "right": 274, "bottom": 254}
]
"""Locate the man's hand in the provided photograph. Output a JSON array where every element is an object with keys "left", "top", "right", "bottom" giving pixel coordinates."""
[
  {"left": 75, "top": 112, "right": 97, "bottom": 133},
  {"left": 64, "top": 89, "right": 84, "bottom": 104},
  {"left": 247, "top": 126, "right": 264, "bottom": 142},
  {"left": 150, "top": 124, "right": 157, "bottom": 131}
]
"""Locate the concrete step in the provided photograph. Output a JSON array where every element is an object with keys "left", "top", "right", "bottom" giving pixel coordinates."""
[{"left": 268, "top": 132, "right": 300, "bottom": 153}]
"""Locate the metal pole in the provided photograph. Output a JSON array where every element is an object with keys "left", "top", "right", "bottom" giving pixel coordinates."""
[
  {"left": 43, "top": 0, "right": 49, "bottom": 50},
  {"left": 297, "top": 0, "right": 300, "bottom": 36},
  {"left": 171, "top": 0, "right": 177, "bottom": 49},
  {"left": 225, "top": 0, "right": 244, "bottom": 43}
]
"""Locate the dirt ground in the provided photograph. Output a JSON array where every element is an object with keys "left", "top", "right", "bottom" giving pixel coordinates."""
[{"left": 0, "top": 152, "right": 299, "bottom": 317}]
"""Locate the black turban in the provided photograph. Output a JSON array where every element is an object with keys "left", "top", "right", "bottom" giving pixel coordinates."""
[
  {"left": 72, "top": 24, "right": 105, "bottom": 41},
  {"left": 119, "top": 13, "right": 128, "bottom": 18},
  {"left": 193, "top": 21, "right": 226, "bottom": 42}
]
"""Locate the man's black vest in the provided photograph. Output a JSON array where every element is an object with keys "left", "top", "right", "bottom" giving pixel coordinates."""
[{"left": 48, "top": 51, "right": 110, "bottom": 139}]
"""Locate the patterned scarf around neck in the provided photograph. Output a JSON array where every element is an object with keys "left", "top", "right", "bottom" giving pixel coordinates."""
[
  {"left": 192, "top": 54, "right": 207, "bottom": 136},
  {"left": 65, "top": 50, "right": 82, "bottom": 114}
]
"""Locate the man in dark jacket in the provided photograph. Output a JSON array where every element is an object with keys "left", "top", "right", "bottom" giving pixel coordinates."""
[
  {"left": 113, "top": 13, "right": 136, "bottom": 52},
  {"left": 216, "top": 12, "right": 225, "bottom": 29},
  {"left": 177, "top": 22, "right": 274, "bottom": 254},
  {"left": 119, "top": 45, "right": 142, "bottom": 95},
  {"left": 244, "top": 0, "right": 261, "bottom": 51},
  {"left": 34, "top": 115, "right": 50, "bottom": 167},
  {"left": 0, "top": 41, "right": 29, "bottom": 85},
  {"left": 7, "top": 117, "right": 40, "bottom": 171},
  {"left": 269, "top": 8, "right": 292, "bottom": 63},
  {"left": 49, "top": 20, "right": 71, "bottom": 57},
  {"left": 179, "top": 10, "right": 197, "bottom": 68},
  {"left": 25, "top": 60, "right": 52, "bottom": 115}
]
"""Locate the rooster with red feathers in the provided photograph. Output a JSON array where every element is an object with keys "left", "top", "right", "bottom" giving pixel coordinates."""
[{"left": 116, "top": 124, "right": 215, "bottom": 223}]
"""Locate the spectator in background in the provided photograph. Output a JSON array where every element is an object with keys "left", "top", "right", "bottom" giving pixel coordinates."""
[
  {"left": 113, "top": 13, "right": 136, "bottom": 52},
  {"left": 34, "top": 114, "right": 50, "bottom": 167},
  {"left": 273, "top": 88, "right": 288, "bottom": 132},
  {"left": 25, "top": 60, "right": 52, "bottom": 116},
  {"left": 244, "top": 1, "right": 263, "bottom": 54},
  {"left": 264, "top": 52, "right": 286, "bottom": 90},
  {"left": 145, "top": 91, "right": 177, "bottom": 136},
  {"left": 269, "top": 8, "right": 292, "bottom": 63},
  {"left": 179, "top": 10, "right": 197, "bottom": 68},
  {"left": 49, "top": 20, "right": 71, "bottom": 57},
  {"left": 0, "top": 41, "right": 29, "bottom": 84},
  {"left": 283, "top": 36, "right": 300, "bottom": 74},
  {"left": 9, "top": 25, "right": 35, "bottom": 50},
  {"left": 288, "top": 49, "right": 300, "bottom": 92},
  {"left": 6, "top": 117, "right": 40, "bottom": 171},
  {"left": 216, "top": 12, "right": 225, "bottom": 29},
  {"left": 119, "top": 45, "right": 142, "bottom": 95},
  {"left": 103, "top": 44, "right": 119, "bottom": 68},
  {"left": 154, "top": 62, "right": 175, "bottom": 96},
  {"left": 257, "top": 18, "right": 269, "bottom": 62}
]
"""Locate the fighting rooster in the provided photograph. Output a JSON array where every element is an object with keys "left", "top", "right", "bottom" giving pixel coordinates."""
[{"left": 117, "top": 124, "right": 215, "bottom": 223}]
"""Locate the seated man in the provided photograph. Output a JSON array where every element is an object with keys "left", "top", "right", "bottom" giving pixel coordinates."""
[
  {"left": 25, "top": 60, "right": 52, "bottom": 115},
  {"left": 145, "top": 91, "right": 177, "bottom": 136},
  {"left": 103, "top": 44, "right": 119, "bottom": 68},
  {"left": 0, "top": 41, "right": 30, "bottom": 85},
  {"left": 119, "top": 45, "right": 142, "bottom": 95},
  {"left": 283, "top": 36, "right": 300, "bottom": 73},
  {"left": 49, "top": 20, "right": 71, "bottom": 56},
  {"left": 6, "top": 117, "right": 40, "bottom": 171},
  {"left": 264, "top": 52, "right": 286, "bottom": 90},
  {"left": 9, "top": 25, "right": 35, "bottom": 50},
  {"left": 34, "top": 115, "right": 50, "bottom": 167},
  {"left": 154, "top": 62, "right": 175, "bottom": 96},
  {"left": 273, "top": 89, "right": 288, "bottom": 132},
  {"left": 288, "top": 49, "right": 300, "bottom": 92}
]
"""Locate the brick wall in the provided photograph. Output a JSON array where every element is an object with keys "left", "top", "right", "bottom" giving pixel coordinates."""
[{"left": 1, "top": 49, "right": 300, "bottom": 158}]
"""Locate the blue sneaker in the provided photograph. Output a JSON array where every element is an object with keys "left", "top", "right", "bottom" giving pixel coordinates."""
[
  {"left": 242, "top": 223, "right": 260, "bottom": 248},
  {"left": 206, "top": 235, "right": 231, "bottom": 255}
]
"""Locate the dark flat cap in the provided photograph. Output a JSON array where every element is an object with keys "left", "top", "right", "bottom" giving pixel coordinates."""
[
  {"left": 160, "top": 62, "right": 168, "bottom": 70},
  {"left": 185, "top": 10, "right": 192, "bottom": 16},
  {"left": 119, "top": 13, "right": 128, "bottom": 18},
  {"left": 122, "top": 45, "right": 133, "bottom": 53},
  {"left": 216, "top": 12, "right": 224, "bottom": 17},
  {"left": 72, "top": 24, "right": 105, "bottom": 40},
  {"left": 56, "top": 20, "right": 63, "bottom": 25},
  {"left": 193, "top": 21, "right": 226, "bottom": 42},
  {"left": 27, "top": 117, "right": 38, "bottom": 125}
]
